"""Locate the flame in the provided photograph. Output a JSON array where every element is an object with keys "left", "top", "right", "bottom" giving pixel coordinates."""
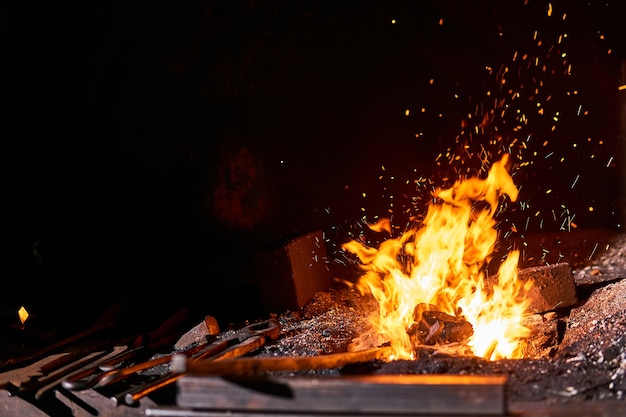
[
  {"left": 343, "top": 154, "right": 533, "bottom": 360},
  {"left": 18, "top": 306, "right": 29, "bottom": 325}
]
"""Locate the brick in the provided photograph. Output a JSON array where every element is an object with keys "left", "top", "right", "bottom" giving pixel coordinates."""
[
  {"left": 255, "top": 230, "right": 332, "bottom": 314},
  {"left": 487, "top": 263, "right": 578, "bottom": 314},
  {"left": 518, "top": 263, "right": 578, "bottom": 313}
]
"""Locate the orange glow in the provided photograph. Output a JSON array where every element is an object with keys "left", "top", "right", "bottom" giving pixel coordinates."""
[
  {"left": 343, "top": 154, "right": 533, "bottom": 360},
  {"left": 18, "top": 306, "right": 29, "bottom": 325}
]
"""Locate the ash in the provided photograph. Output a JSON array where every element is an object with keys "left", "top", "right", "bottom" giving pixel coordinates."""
[
  {"left": 257, "top": 288, "right": 376, "bottom": 376},
  {"left": 256, "top": 228, "right": 626, "bottom": 404}
]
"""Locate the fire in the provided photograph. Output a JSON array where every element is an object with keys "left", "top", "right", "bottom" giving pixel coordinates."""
[
  {"left": 18, "top": 306, "right": 29, "bottom": 326},
  {"left": 343, "top": 154, "right": 533, "bottom": 360}
]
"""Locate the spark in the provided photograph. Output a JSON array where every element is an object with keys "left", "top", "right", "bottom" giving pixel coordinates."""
[{"left": 331, "top": 1, "right": 620, "bottom": 245}]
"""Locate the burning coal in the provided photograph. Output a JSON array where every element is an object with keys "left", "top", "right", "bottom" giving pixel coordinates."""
[{"left": 343, "top": 154, "right": 534, "bottom": 361}]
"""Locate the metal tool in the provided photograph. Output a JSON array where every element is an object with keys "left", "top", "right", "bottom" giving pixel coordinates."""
[
  {"left": 84, "top": 338, "right": 211, "bottom": 390},
  {"left": 5, "top": 344, "right": 113, "bottom": 400},
  {"left": 60, "top": 307, "right": 193, "bottom": 391},
  {"left": 173, "top": 345, "right": 394, "bottom": 376},
  {"left": 2, "top": 306, "right": 190, "bottom": 399},
  {"left": 114, "top": 318, "right": 281, "bottom": 406},
  {"left": 0, "top": 300, "right": 135, "bottom": 373},
  {"left": 0, "top": 321, "right": 116, "bottom": 372}
]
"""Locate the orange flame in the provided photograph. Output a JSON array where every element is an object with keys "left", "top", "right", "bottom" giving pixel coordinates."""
[
  {"left": 18, "top": 306, "right": 29, "bottom": 325},
  {"left": 343, "top": 154, "right": 533, "bottom": 360}
]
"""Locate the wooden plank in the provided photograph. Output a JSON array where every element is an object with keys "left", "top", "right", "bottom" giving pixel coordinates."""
[
  {"left": 148, "top": 400, "right": 626, "bottom": 417},
  {"left": 177, "top": 374, "right": 507, "bottom": 415},
  {"left": 509, "top": 400, "right": 626, "bottom": 417}
]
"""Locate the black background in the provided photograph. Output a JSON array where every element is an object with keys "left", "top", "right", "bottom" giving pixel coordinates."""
[{"left": 2, "top": 1, "right": 625, "bottom": 329}]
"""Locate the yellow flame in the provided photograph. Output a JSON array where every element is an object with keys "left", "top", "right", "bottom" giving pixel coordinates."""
[
  {"left": 343, "top": 154, "right": 533, "bottom": 360},
  {"left": 18, "top": 306, "right": 29, "bottom": 325}
]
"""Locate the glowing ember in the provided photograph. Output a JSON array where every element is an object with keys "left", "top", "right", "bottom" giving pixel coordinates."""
[{"left": 343, "top": 154, "right": 533, "bottom": 360}]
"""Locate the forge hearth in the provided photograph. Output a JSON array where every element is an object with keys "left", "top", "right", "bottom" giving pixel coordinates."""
[
  {"left": 1, "top": 228, "right": 625, "bottom": 417},
  {"left": 2, "top": 0, "right": 624, "bottom": 415}
]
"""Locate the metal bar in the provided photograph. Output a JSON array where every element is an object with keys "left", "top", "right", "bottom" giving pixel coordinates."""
[
  {"left": 7, "top": 347, "right": 111, "bottom": 399},
  {"left": 0, "top": 321, "right": 116, "bottom": 372},
  {"left": 118, "top": 334, "right": 269, "bottom": 406},
  {"left": 173, "top": 346, "right": 393, "bottom": 376}
]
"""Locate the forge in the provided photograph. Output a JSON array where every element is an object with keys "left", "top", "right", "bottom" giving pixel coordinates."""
[
  {"left": 2, "top": 1, "right": 626, "bottom": 417},
  {"left": 2, "top": 171, "right": 626, "bottom": 416}
]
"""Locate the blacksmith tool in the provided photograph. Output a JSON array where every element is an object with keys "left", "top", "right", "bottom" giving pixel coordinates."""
[
  {"left": 60, "top": 345, "right": 159, "bottom": 391},
  {"left": 68, "top": 314, "right": 221, "bottom": 390},
  {"left": 0, "top": 300, "right": 133, "bottom": 373},
  {"left": 76, "top": 335, "right": 211, "bottom": 390},
  {"left": 60, "top": 307, "right": 195, "bottom": 391},
  {"left": 4, "top": 306, "right": 190, "bottom": 400},
  {"left": 113, "top": 318, "right": 281, "bottom": 406},
  {"left": 5, "top": 343, "right": 114, "bottom": 400},
  {"left": 173, "top": 345, "right": 394, "bottom": 376},
  {"left": 0, "top": 320, "right": 115, "bottom": 372},
  {"left": 191, "top": 318, "right": 281, "bottom": 361}
]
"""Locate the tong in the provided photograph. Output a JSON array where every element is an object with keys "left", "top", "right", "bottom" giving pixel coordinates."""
[
  {"left": 7, "top": 307, "right": 191, "bottom": 400},
  {"left": 111, "top": 318, "right": 281, "bottom": 406}
]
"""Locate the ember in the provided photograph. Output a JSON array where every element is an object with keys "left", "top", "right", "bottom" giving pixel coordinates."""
[
  {"left": 343, "top": 154, "right": 534, "bottom": 360},
  {"left": 407, "top": 303, "right": 474, "bottom": 346}
]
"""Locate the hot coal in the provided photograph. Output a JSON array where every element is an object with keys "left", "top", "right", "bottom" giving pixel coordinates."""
[
  {"left": 407, "top": 303, "right": 473, "bottom": 345},
  {"left": 257, "top": 228, "right": 626, "bottom": 406}
]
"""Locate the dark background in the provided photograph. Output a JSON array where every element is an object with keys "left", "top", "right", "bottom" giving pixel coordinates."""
[{"left": 2, "top": 1, "right": 625, "bottom": 331}]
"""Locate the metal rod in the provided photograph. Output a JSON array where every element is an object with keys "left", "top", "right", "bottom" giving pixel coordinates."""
[
  {"left": 173, "top": 346, "right": 393, "bottom": 376},
  {"left": 0, "top": 321, "right": 115, "bottom": 371},
  {"left": 116, "top": 335, "right": 269, "bottom": 406}
]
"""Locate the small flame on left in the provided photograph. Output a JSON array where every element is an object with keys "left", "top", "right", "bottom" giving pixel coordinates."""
[{"left": 18, "top": 306, "right": 29, "bottom": 326}]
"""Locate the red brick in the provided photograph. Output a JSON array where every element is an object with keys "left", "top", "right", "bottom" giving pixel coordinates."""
[{"left": 255, "top": 230, "right": 332, "bottom": 314}]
